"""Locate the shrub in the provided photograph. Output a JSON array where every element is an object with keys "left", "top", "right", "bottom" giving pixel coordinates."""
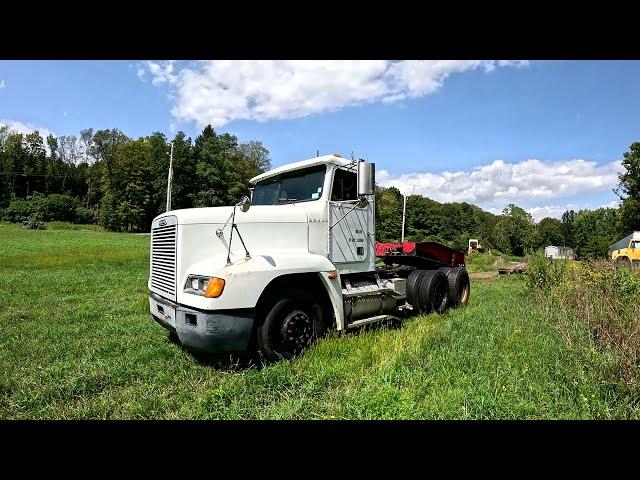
[
  {"left": 526, "top": 250, "right": 570, "bottom": 291},
  {"left": 74, "top": 206, "right": 96, "bottom": 224},
  {"left": 1, "top": 193, "right": 92, "bottom": 224},
  {"left": 1, "top": 193, "right": 46, "bottom": 222},
  {"left": 43, "top": 194, "right": 79, "bottom": 222},
  {"left": 528, "top": 254, "right": 640, "bottom": 392}
]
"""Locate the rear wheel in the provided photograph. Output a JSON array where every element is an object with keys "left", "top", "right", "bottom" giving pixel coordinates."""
[
  {"left": 414, "top": 270, "right": 449, "bottom": 315},
  {"left": 257, "top": 291, "right": 323, "bottom": 362},
  {"left": 439, "top": 267, "right": 471, "bottom": 307},
  {"left": 406, "top": 269, "right": 424, "bottom": 307}
]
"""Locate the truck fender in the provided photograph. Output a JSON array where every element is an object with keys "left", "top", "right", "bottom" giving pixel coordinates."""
[
  {"left": 179, "top": 253, "right": 338, "bottom": 311},
  {"left": 252, "top": 270, "right": 345, "bottom": 333},
  {"left": 317, "top": 271, "right": 345, "bottom": 331}
]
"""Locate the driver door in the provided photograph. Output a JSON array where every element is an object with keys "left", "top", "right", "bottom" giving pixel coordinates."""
[{"left": 328, "top": 167, "right": 371, "bottom": 264}]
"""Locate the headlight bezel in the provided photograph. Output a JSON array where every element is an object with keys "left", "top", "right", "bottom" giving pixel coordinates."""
[{"left": 184, "top": 275, "right": 225, "bottom": 298}]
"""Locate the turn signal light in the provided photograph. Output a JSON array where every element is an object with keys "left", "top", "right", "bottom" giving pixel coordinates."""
[
  {"left": 328, "top": 270, "right": 338, "bottom": 279},
  {"left": 204, "top": 277, "right": 225, "bottom": 298}
]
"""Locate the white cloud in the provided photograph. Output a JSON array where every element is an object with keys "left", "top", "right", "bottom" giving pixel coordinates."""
[
  {"left": 139, "top": 60, "right": 178, "bottom": 86},
  {"left": 527, "top": 204, "right": 579, "bottom": 222},
  {"left": 136, "top": 60, "right": 529, "bottom": 127},
  {"left": 600, "top": 199, "right": 621, "bottom": 210},
  {"left": 526, "top": 198, "right": 621, "bottom": 222},
  {"left": 522, "top": 196, "right": 622, "bottom": 222},
  {"left": 378, "top": 158, "right": 622, "bottom": 218},
  {"left": 0, "top": 119, "right": 55, "bottom": 154},
  {"left": 0, "top": 80, "right": 5, "bottom": 89}
]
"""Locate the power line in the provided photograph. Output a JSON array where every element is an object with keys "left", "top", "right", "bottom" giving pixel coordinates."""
[{"left": 0, "top": 172, "right": 86, "bottom": 178}]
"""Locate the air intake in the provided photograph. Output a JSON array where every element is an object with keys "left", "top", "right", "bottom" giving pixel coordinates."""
[{"left": 150, "top": 216, "right": 177, "bottom": 301}]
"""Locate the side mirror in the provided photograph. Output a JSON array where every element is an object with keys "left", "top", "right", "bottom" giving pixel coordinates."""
[
  {"left": 237, "top": 195, "right": 251, "bottom": 213},
  {"left": 357, "top": 160, "right": 375, "bottom": 196}
]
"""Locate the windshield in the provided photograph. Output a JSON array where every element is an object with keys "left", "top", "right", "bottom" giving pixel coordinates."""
[{"left": 252, "top": 165, "right": 326, "bottom": 205}]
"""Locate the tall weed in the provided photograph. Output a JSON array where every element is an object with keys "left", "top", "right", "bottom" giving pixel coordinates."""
[{"left": 528, "top": 252, "right": 640, "bottom": 394}]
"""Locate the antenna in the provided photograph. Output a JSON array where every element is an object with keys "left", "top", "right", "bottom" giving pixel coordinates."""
[
  {"left": 316, "top": 149, "right": 319, "bottom": 157},
  {"left": 351, "top": 150, "right": 354, "bottom": 161},
  {"left": 166, "top": 141, "right": 174, "bottom": 212}
]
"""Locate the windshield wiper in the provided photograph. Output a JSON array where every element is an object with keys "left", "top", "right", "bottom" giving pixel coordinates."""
[{"left": 277, "top": 198, "right": 298, "bottom": 205}]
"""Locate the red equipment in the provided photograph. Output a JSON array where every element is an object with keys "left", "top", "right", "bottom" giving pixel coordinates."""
[{"left": 375, "top": 241, "right": 466, "bottom": 268}]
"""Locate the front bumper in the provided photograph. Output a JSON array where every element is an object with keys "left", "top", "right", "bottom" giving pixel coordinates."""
[{"left": 149, "top": 292, "right": 255, "bottom": 353}]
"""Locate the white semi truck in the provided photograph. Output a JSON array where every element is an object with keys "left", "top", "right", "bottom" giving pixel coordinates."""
[{"left": 148, "top": 154, "right": 470, "bottom": 360}]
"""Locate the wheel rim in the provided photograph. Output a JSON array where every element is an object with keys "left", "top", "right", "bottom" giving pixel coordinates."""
[
  {"left": 460, "top": 282, "right": 469, "bottom": 304},
  {"left": 279, "top": 309, "right": 313, "bottom": 352}
]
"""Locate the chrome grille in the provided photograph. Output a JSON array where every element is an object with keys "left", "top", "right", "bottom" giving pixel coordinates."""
[{"left": 151, "top": 221, "right": 177, "bottom": 299}]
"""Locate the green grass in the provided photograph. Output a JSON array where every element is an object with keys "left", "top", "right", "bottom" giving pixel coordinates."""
[{"left": 0, "top": 222, "right": 628, "bottom": 418}]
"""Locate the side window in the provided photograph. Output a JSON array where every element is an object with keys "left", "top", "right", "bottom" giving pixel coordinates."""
[
  {"left": 631, "top": 240, "right": 640, "bottom": 249},
  {"left": 331, "top": 168, "right": 358, "bottom": 201}
]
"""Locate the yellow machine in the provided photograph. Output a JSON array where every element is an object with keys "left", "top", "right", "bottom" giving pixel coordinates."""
[{"left": 609, "top": 231, "right": 640, "bottom": 265}]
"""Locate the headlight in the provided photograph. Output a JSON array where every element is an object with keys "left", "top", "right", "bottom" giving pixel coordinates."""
[{"left": 184, "top": 275, "right": 225, "bottom": 298}]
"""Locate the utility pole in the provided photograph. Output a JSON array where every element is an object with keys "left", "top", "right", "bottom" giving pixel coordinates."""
[
  {"left": 401, "top": 193, "right": 407, "bottom": 243},
  {"left": 401, "top": 184, "right": 416, "bottom": 243},
  {"left": 166, "top": 142, "right": 174, "bottom": 212}
]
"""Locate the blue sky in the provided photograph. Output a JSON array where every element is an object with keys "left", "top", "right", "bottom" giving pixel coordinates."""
[{"left": 1, "top": 60, "right": 638, "bottom": 220}]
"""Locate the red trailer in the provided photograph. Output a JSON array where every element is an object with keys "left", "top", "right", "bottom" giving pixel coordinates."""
[{"left": 375, "top": 241, "right": 466, "bottom": 269}]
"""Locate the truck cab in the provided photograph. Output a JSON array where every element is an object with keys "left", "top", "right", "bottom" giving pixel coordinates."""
[
  {"left": 610, "top": 231, "right": 640, "bottom": 265},
  {"left": 148, "top": 154, "right": 470, "bottom": 360}
]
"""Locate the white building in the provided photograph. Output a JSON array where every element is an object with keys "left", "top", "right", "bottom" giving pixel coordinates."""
[{"left": 544, "top": 245, "right": 574, "bottom": 260}]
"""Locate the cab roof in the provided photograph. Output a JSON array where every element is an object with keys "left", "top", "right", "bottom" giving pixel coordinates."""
[{"left": 250, "top": 154, "right": 354, "bottom": 185}]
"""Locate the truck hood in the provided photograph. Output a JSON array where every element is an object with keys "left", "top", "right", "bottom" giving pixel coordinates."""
[
  {"left": 171, "top": 204, "right": 309, "bottom": 225},
  {"left": 166, "top": 205, "right": 312, "bottom": 282}
]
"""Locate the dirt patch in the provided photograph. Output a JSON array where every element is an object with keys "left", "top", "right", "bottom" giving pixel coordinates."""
[{"left": 470, "top": 271, "right": 499, "bottom": 280}]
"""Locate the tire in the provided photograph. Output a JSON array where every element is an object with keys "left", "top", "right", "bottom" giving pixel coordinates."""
[
  {"left": 616, "top": 257, "right": 631, "bottom": 268},
  {"left": 414, "top": 270, "right": 449, "bottom": 315},
  {"left": 439, "top": 267, "right": 471, "bottom": 307},
  {"left": 257, "top": 290, "right": 323, "bottom": 362},
  {"left": 168, "top": 329, "right": 180, "bottom": 345},
  {"left": 406, "top": 269, "right": 425, "bottom": 307}
]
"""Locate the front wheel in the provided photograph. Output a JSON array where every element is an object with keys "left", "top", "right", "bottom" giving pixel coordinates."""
[
  {"left": 257, "top": 292, "right": 323, "bottom": 362},
  {"left": 616, "top": 257, "right": 631, "bottom": 268}
]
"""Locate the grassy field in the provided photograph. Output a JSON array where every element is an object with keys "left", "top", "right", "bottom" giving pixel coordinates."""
[
  {"left": 0, "top": 222, "right": 634, "bottom": 419},
  {"left": 465, "top": 251, "right": 523, "bottom": 273}
]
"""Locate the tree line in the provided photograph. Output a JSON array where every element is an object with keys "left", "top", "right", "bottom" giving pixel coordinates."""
[
  {"left": 1, "top": 123, "right": 638, "bottom": 259},
  {"left": 0, "top": 125, "right": 271, "bottom": 232}
]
